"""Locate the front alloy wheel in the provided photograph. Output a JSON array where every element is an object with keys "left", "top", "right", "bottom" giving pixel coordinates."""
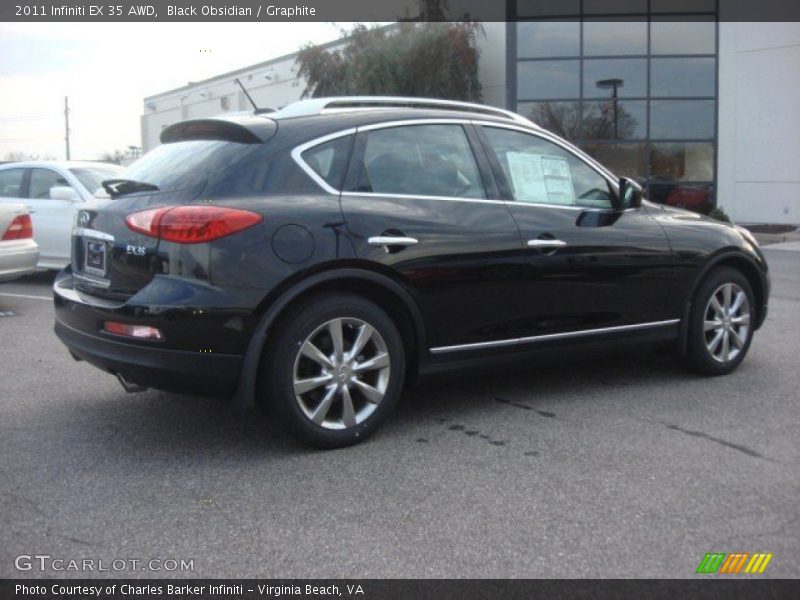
[
  {"left": 683, "top": 266, "right": 756, "bottom": 375},
  {"left": 703, "top": 282, "right": 751, "bottom": 364}
]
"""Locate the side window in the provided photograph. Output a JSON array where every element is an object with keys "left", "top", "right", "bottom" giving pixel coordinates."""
[
  {"left": 350, "top": 124, "right": 486, "bottom": 199},
  {"left": 0, "top": 168, "right": 25, "bottom": 198},
  {"left": 28, "top": 168, "right": 70, "bottom": 199},
  {"left": 301, "top": 135, "right": 353, "bottom": 191},
  {"left": 483, "top": 127, "right": 613, "bottom": 208}
]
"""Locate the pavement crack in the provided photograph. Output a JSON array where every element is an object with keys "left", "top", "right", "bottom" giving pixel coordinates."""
[
  {"left": 662, "top": 422, "right": 773, "bottom": 461},
  {"left": 1, "top": 488, "right": 51, "bottom": 519},
  {"left": 495, "top": 397, "right": 559, "bottom": 419}
]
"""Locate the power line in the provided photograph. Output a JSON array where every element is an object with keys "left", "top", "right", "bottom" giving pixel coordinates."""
[{"left": 0, "top": 115, "right": 52, "bottom": 123}]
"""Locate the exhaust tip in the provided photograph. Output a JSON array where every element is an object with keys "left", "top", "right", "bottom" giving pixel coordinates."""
[{"left": 115, "top": 372, "right": 148, "bottom": 394}]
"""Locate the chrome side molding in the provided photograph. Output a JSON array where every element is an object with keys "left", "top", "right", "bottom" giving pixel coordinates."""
[{"left": 429, "top": 319, "right": 681, "bottom": 355}]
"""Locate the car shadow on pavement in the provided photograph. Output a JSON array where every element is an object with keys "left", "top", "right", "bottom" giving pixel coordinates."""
[
  {"left": 17, "top": 270, "right": 58, "bottom": 285},
  {"left": 31, "top": 346, "right": 691, "bottom": 464}
]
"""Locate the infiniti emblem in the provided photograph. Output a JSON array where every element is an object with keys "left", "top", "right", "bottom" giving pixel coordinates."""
[{"left": 78, "top": 211, "right": 91, "bottom": 226}]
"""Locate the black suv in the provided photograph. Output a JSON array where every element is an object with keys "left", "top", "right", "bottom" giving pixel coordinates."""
[{"left": 54, "top": 97, "right": 769, "bottom": 448}]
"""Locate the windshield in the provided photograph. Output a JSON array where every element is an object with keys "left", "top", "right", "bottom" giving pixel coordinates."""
[
  {"left": 70, "top": 166, "right": 125, "bottom": 194},
  {"left": 123, "top": 140, "right": 259, "bottom": 193}
]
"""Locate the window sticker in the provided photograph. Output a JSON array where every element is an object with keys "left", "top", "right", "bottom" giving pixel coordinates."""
[
  {"left": 506, "top": 152, "right": 547, "bottom": 203},
  {"left": 506, "top": 152, "right": 575, "bottom": 205},
  {"left": 542, "top": 156, "right": 576, "bottom": 204}
]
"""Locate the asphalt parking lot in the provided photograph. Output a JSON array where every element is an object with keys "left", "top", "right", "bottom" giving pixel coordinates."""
[{"left": 1, "top": 247, "right": 798, "bottom": 579}]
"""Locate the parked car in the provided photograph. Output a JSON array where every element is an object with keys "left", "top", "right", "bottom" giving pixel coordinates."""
[
  {"left": 53, "top": 97, "right": 770, "bottom": 448},
  {"left": 0, "top": 203, "right": 38, "bottom": 282},
  {"left": 0, "top": 161, "right": 125, "bottom": 269},
  {"left": 664, "top": 184, "right": 713, "bottom": 214}
]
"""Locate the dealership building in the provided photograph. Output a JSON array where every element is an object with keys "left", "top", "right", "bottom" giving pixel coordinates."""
[{"left": 141, "top": 8, "right": 799, "bottom": 225}]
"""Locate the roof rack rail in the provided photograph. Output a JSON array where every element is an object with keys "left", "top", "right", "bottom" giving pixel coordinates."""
[{"left": 270, "top": 96, "right": 537, "bottom": 127}]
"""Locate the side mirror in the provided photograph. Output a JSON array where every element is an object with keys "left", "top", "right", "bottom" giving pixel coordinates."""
[
  {"left": 617, "top": 177, "right": 643, "bottom": 210},
  {"left": 50, "top": 186, "right": 80, "bottom": 202}
]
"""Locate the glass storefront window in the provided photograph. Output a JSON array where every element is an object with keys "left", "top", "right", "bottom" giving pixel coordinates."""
[
  {"left": 583, "top": 58, "right": 647, "bottom": 98},
  {"left": 583, "top": 0, "right": 647, "bottom": 14},
  {"left": 651, "top": 20, "right": 716, "bottom": 55},
  {"left": 518, "top": 21, "right": 580, "bottom": 58},
  {"left": 518, "top": 60, "right": 580, "bottom": 100},
  {"left": 517, "top": 0, "right": 580, "bottom": 17},
  {"left": 650, "top": 143, "right": 714, "bottom": 181},
  {"left": 518, "top": 101, "right": 582, "bottom": 141},
  {"left": 650, "top": 0, "right": 716, "bottom": 13},
  {"left": 583, "top": 100, "right": 646, "bottom": 140},
  {"left": 651, "top": 57, "right": 715, "bottom": 97},
  {"left": 583, "top": 19, "right": 647, "bottom": 56},
  {"left": 514, "top": 3, "right": 717, "bottom": 214},
  {"left": 650, "top": 100, "right": 715, "bottom": 139},
  {"left": 581, "top": 143, "right": 648, "bottom": 180}
]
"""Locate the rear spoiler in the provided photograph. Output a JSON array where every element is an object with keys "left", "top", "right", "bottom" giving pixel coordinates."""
[{"left": 160, "top": 116, "right": 277, "bottom": 144}]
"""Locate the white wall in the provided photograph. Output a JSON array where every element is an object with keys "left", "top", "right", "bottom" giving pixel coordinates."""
[
  {"left": 141, "top": 53, "right": 305, "bottom": 151},
  {"left": 717, "top": 22, "right": 800, "bottom": 224}
]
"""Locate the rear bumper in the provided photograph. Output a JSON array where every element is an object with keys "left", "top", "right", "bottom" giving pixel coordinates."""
[
  {"left": 54, "top": 270, "right": 244, "bottom": 397},
  {"left": 0, "top": 239, "right": 39, "bottom": 282}
]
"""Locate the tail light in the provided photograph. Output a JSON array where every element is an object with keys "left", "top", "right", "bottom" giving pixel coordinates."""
[
  {"left": 2, "top": 214, "right": 33, "bottom": 241},
  {"left": 103, "top": 321, "right": 164, "bottom": 341},
  {"left": 125, "top": 206, "right": 262, "bottom": 244}
]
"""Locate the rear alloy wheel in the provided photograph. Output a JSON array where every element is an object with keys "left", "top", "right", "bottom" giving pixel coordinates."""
[
  {"left": 264, "top": 294, "right": 405, "bottom": 448},
  {"left": 684, "top": 267, "right": 755, "bottom": 375},
  {"left": 293, "top": 317, "right": 390, "bottom": 430}
]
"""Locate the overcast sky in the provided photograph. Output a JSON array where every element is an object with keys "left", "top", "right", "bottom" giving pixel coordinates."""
[{"left": 0, "top": 23, "right": 354, "bottom": 160}]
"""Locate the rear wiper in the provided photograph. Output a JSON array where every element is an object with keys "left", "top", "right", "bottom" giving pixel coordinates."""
[{"left": 101, "top": 178, "right": 159, "bottom": 198}]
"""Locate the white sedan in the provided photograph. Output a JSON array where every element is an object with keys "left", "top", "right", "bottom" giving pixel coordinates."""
[
  {"left": 0, "top": 161, "right": 124, "bottom": 269},
  {"left": 0, "top": 203, "right": 39, "bottom": 282}
]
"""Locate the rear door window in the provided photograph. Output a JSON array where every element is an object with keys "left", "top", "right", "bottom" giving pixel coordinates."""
[{"left": 349, "top": 124, "right": 486, "bottom": 199}]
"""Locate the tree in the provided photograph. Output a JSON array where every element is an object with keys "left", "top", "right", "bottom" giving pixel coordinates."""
[
  {"left": 3, "top": 151, "right": 56, "bottom": 162},
  {"left": 99, "top": 149, "right": 128, "bottom": 164},
  {"left": 295, "top": 21, "right": 483, "bottom": 102},
  {"left": 522, "top": 100, "right": 638, "bottom": 143}
]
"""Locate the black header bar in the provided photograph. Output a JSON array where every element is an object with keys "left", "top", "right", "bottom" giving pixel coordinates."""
[{"left": 2, "top": 0, "right": 800, "bottom": 22}]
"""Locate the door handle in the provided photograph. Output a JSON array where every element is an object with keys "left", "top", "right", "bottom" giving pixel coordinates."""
[
  {"left": 527, "top": 239, "right": 566, "bottom": 248},
  {"left": 368, "top": 236, "right": 418, "bottom": 248}
]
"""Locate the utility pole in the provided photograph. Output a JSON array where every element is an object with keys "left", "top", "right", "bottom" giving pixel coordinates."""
[
  {"left": 596, "top": 78, "right": 624, "bottom": 140},
  {"left": 64, "top": 96, "right": 71, "bottom": 160}
]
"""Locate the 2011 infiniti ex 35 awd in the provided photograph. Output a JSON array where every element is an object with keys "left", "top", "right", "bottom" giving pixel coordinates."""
[{"left": 53, "top": 97, "right": 769, "bottom": 448}]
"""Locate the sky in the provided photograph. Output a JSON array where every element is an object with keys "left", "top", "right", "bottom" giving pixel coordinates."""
[{"left": 0, "top": 23, "right": 354, "bottom": 161}]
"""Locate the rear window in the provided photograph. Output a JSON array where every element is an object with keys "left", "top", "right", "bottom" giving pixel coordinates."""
[
  {"left": 301, "top": 135, "right": 353, "bottom": 191},
  {"left": 124, "top": 140, "right": 260, "bottom": 193},
  {"left": 0, "top": 168, "right": 25, "bottom": 198}
]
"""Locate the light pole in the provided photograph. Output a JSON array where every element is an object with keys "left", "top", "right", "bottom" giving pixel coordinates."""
[{"left": 596, "top": 78, "right": 624, "bottom": 139}]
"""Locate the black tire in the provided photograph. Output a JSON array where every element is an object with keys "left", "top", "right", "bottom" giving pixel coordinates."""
[
  {"left": 261, "top": 293, "right": 405, "bottom": 449},
  {"left": 683, "top": 266, "right": 756, "bottom": 376}
]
